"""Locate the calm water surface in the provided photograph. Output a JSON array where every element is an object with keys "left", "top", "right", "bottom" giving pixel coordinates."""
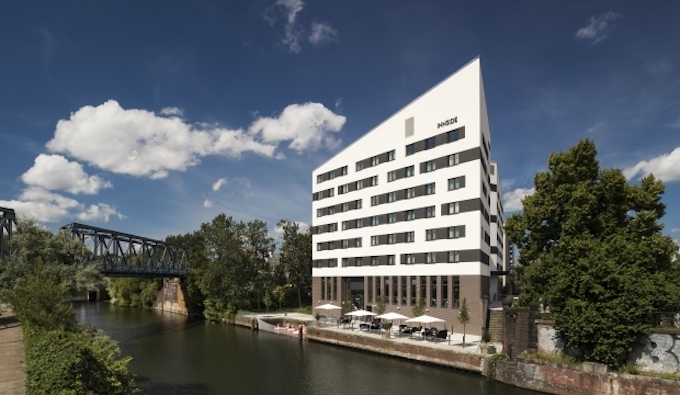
[{"left": 75, "top": 302, "right": 541, "bottom": 395}]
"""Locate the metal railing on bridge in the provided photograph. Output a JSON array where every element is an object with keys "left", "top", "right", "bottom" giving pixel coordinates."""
[
  {"left": 0, "top": 206, "right": 17, "bottom": 257},
  {"left": 61, "top": 222, "right": 189, "bottom": 278}
]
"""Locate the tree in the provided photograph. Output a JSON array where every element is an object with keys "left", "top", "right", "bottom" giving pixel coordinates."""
[
  {"left": 411, "top": 296, "right": 426, "bottom": 317},
  {"left": 458, "top": 298, "right": 470, "bottom": 346},
  {"left": 375, "top": 295, "right": 387, "bottom": 316},
  {"left": 505, "top": 139, "right": 680, "bottom": 368},
  {"left": 277, "top": 220, "right": 312, "bottom": 307}
]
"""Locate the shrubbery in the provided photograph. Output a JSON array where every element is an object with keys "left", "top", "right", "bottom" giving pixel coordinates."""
[{"left": 108, "top": 277, "right": 161, "bottom": 308}]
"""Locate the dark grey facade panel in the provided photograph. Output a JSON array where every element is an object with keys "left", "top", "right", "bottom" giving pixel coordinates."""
[
  {"left": 378, "top": 194, "right": 388, "bottom": 204},
  {"left": 378, "top": 235, "right": 388, "bottom": 244},
  {"left": 459, "top": 249, "right": 482, "bottom": 262},
  {"left": 436, "top": 251, "right": 448, "bottom": 263},
  {"left": 459, "top": 147, "right": 481, "bottom": 163},
  {"left": 415, "top": 185, "right": 426, "bottom": 196},
  {"left": 490, "top": 184, "right": 497, "bottom": 192},
  {"left": 490, "top": 215, "right": 497, "bottom": 223},
  {"left": 460, "top": 176, "right": 466, "bottom": 188},
  {"left": 379, "top": 256, "right": 388, "bottom": 265},
  {"left": 436, "top": 228, "right": 448, "bottom": 239},
  {"left": 419, "top": 162, "right": 426, "bottom": 174},
  {"left": 459, "top": 198, "right": 482, "bottom": 213},
  {"left": 395, "top": 189, "right": 406, "bottom": 200},
  {"left": 379, "top": 152, "right": 389, "bottom": 163},
  {"left": 415, "top": 253, "right": 426, "bottom": 264},
  {"left": 396, "top": 233, "right": 406, "bottom": 243},
  {"left": 435, "top": 133, "right": 448, "bottom": 146},
  {"left": 396, "top": 211, "right": 406, "bottom": 222},
  {"left": 459, "top": 225, "right": 466, "bottom": 238},
  {"left": 396, "top": 168, "right": 406, "bottom": 179},
  {"left": 459, "top": 126, "right": 466, "bottom": 139},
  {"left": 491, "top": 246, "right": 498, "bottom": 254},
  {"left": 415, "top": 140, "right": 426, "bottom": 153},
  {"left": 415, "top": 208, "right": 426, "bottom": 219},
  {"left": 436, "top": 156, "right": 448, "bottom": 169}
]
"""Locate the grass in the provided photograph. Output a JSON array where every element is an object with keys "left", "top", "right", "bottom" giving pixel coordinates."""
[{"left": 519, "top": 351, "right": 581, "bottom": 366}]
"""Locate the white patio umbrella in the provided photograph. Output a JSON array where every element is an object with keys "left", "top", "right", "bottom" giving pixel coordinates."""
[
  {"left": 376, "top": 312, "right": 410, "bottom": 334},
  {"left": 405, "top": 314, "right": 445, "bottom": 337},
  {"left": 345, "top": 309, "right": 377, "bottom": 329},
  {"left": 314, "top": 303, "right": 342, "bottom": 321}
]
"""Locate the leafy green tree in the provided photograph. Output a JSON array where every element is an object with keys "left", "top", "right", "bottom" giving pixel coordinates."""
[
  {"left": 108, "top": 278, "right": 161, "bottom": 307},
  {"left": 375, "top": 295, "right": 387, "bottom": 316},
  {"left": 458, "top": 297, "right": 470, "bottom": 346},
  {"left": 506, "top": 139, "right": 680, "bottom": 368},
  {"left": 411, "top": 296, "right": 426, "bottom": 317},
  {"left": 277, "top": 220, "right": 312, "bottom": 307}
]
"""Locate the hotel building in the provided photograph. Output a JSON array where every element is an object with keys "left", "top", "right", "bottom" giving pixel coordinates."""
[{"left": 311, "top": 58, "right": 507, "bottom": 335}]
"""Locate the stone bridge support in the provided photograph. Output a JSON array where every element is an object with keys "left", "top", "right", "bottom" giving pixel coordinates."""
[{"left": 154, "top": 278, "right": 191, "bottom": 315}]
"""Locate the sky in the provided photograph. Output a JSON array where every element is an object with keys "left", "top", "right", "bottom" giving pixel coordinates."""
[{"left": 1, "top": 1, "right": 680, "bottom": 243}]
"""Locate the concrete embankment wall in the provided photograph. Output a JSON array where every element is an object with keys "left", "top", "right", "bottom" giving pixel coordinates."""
[
  {"left": 305, "top": 327, "right": 483, "bottom": 373},
  {"left": 495, "top": 359, "right": 680, "bottom": 395}
]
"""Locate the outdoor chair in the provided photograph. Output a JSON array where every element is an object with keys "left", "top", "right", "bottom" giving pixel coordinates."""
[{"left": 434, "top": 329, "right": 448, "bottom": 343}]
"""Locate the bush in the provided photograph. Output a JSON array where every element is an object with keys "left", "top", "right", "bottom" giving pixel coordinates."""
[
  {"left": 108, "top": 278, "right": 161, "bottom": 308},
  {"left": 485, "top": 353, "right": 509, "bottom": 380}
]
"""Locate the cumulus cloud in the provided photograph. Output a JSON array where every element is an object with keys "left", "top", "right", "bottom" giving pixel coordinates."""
[
  {"left": 160, "top": 107, "right": 184, "bottom": 117},
  {"left": 212, "top": 178, "right": 227, "bottom": 191},
  {"left": 671, "top": 228, "right": 680, "bottom": 233},
  {"left": 623, "top": 147, "right": 680, "bottom": 182},
  {"left": 45, "top": 100, "right": 342, "bottom": 179},
  {"left": 249, "top": 102, "right": 346, "bottom": 153},
  {"left": 21, "top": 154, "right": 112, "bottom": 194},
  {"left": 575, "top": 12, "right": 622, "bottom": 44},
  {"left": 309, "top": 21, "right": 337, "bottom": 45},
  {"left": 77, "top": 204, "right": 125, "bottom": 222},
  {"left": 203, "top": 199, "right": 214, "bottom": 208},
  {"left": 503, "top": 187, "right": 536, "bottom": 212}
]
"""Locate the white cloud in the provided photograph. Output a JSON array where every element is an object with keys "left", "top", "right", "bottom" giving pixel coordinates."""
[
  {"left": 160, "top": 107, "right": 184, "bottom": 117},
  {"left": 309, "top": 21, "right": 337, "bottom": 45},
  {"left": 21, "top": 154, "right": 112, "bottom": 194},
  {"left": 45, "top": 100, "right": 343, "bottom": 180},
  {"left": 623, "top": 147, "right": 680, "bottom": 182},
  {"left": 503, "top": 187, "right": 536, "bottom": 212},
  {"left": 203, "top": 199, "right": 214, "bottom": 208},
  {"left": 670, "top": 228, "right": 680, "bottom": 233},
  {"left": 77, "top": 204, "right": 125, "bottom": 222},
  {"left": 249, "top": 102, "right": 346, "bottom": 153},
  {"left": 586, "top": 122, "right": 604, "bottom": 134},
  {"left": 277, "top": 0, "right": 304, "bottom": 24},
  {"left": 575, "top": 12, "right": 622, "bottom": 44},
  {"left": 212, "top": 178, "right": 227, "bottom": 191}
]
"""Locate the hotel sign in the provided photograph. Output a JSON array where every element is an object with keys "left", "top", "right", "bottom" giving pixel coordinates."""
[{"left": 437, "top": 116, "right": 458, "bottom": 129}]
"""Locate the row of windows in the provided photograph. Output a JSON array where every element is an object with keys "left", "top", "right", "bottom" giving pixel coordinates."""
[
  {"left": 316, "top": 199, "right": 363, "bottom": 217},
  {"left": 370, "top": 232, "right": 415, "bottom": 246},
  {"left": 425, "top": 226, "right": 464, "bottom": 241},
  {"left": 364, "top": 276, "right": 461, "bottom": 308},
  {"left": 342, "top": 256, "right": 396, "bottom": 266},
  {"left": 356, "top": 150, "right": 395, "bottom": 171},
  {"left": 315, "top": 251, "right": 461, "bottom": 267},
  {"left": 338, "top": 176, "right": 378, "bottom": 194},
  {"left": 316, "top": 166, "right": 348, "bottom": 184},
  {"left": 406, "top": 128, "right": 462, "bottom": 157},
  {"left": 387, "top": 165, "right": 415, "bottom": 182},
  {"left": 402, "top": 251, "right": 460, "bottom": 264},
  {"left": 317, "top": 237, "right": 363, "bottom": 251}
]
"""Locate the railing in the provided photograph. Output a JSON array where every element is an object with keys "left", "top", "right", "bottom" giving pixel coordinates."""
[{"left": 649, "top": 312, "right": 680, "bottom": 328}]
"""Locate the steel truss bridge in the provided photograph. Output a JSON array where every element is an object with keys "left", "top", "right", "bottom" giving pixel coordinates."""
[
  {"left": 1, "top": 206, "right": 17, "bottom": 257},
  {"left": 61, "top": 223, "right": 189, "bottom": 278}
]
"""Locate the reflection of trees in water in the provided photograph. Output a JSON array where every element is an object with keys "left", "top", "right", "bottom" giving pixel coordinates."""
[{"left": 136, "top": 376, "right": 210, "bottom": 395}]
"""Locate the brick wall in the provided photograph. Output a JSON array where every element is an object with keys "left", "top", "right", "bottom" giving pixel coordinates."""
[
  {"left": 502, "top": 302, "right": 540, "bottom": 359},
  {"left": 488, "top": 309, "right": 503, "bottom": 342}
]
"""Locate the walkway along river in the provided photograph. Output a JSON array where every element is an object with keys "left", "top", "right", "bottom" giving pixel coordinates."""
[{"left": 75, "top": 302, "right": 543, "bottom": 395}]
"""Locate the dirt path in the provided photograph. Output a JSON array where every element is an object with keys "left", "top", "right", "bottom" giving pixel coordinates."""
[{"left": 0, "top": 305, "right": 25, "bottom": 395}]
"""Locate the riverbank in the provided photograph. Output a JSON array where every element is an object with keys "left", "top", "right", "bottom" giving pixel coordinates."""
[{"left": 0, "top": 305, "right": 25, "bottom": 395}]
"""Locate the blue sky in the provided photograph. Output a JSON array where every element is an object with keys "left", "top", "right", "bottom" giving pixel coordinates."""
[{"left": 1, "top": 1, "right": 679, "bottom": 242}]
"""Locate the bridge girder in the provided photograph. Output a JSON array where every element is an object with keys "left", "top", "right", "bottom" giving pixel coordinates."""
[
  {"left": 61, "top": 222, "right": 189, "bottom": 278},
  {"left": 0, "top": 206, "right": 17, "bottom": 257}
]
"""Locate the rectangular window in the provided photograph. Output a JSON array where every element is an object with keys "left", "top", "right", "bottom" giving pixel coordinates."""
[
  {"left": 333, "top": 277, "right": 337, "bottom": 300},
  {"left": 355, "top": 238, "right": 362, "bottom": 247},
  {"left": 420, "top": 277, "right": 426, "bottom": 303},
  {"left": 384, "top": 277, "right": 389, "bottom": 302},
  {"left": 490, "top": 164, "right": 495, "bottom": 175},
  {"left": 388, "top": 213, "right": 396, "bottom": 223},
  {"left": 448, "top": 202, "right": 460, "bottom": 214},
  {"left": 317, "top": 175, "right": 323, "bottom": 184},
  {"left": 321, "top": 277, "right": 326, "bottom": 299},
  {"left": 356, "top": 218, "right": 363, "bottom": 228},
  {"left": 317, "top": 243, "right": 322, "bottom": 251},
  {"left": 342, "top": 221, "right": 348, "bottom": 230},
  {"left": 426, "top": 183, "right": 436, "bottom": 195},
  {"left": 371, "top": 216, "right": 379, "bottom": 226},
  {"left": 448, "top": 251, "right": 460, "bottom": 263},
  {"left": 410, "top": 276, "right": 417, "bottom": 305},
  {"left": 376, "top": 276, "right": 381, "bottom": 296},
  {"left": 392, "top": 276, "right": 398, "bottom": 303},
  {"left": 342, "top": 203, "right": 349, "bottom": 212},
  {"left": 356, "top": 161, "right": 363, "bottom": 171},
  {"left": 387, "top": 170, "right": 396, "bottom": 182},
  {"left": 431, "top": 276, "right": 437, "bottom": 307},
  {"left": 330, "top": 223, "right": 337, "bottom": 232},
  {"left": 426, "top": 252, "right": 436, "bottom": 263},
  {"left": 330, "top": 170, "right": 336, "bottom": 180},
  {"left": 425, "top": 160, "right": 436, "bottom": 172},
  {"left": 406, "top": 188, "right": 415, "bottom": 199},
  {"left": 389, "top": 255, "right": 396, "bottom": 266},
  {"left": 441, "top": 276, "right": 448, "bottom": 308},
  {"left": 317, "top": 208, "right": 323, "bottom": 217},
  {"left": 406, "top": 144, "right": 415, "bottom": 156},
  {"left": 371, "top": 196, "right": 379, "bottom": 206},
  {"left": 371, "top": 236, "right": 378, "bottom": 246},
  {"left": 483, "top": 183, "right": 488, "bottom": 198},
  {"left": 342, "top": 258, "right": 348, "bottom": 267},
  {"left": 406, "top": 210, "right": 415, "bottom": 221},
  {"left": 356, "top": 200, "right": 362, "bottom": 209},
  {"left": 329, "top": 188, "right": 334, "bottom": 197},
  {"left": 447, "top": 129, "right": 460, "bottom": 143},
  {"left": 356, "top": 257, "right": 363, "bottom": 267},
  {"left": 371, "top": 257, "right": 379, "bottom": 266},
  {"left": 426, "top": 206, "right": 435, "bottom": 218},
  {"left": 388, "top": 150, "right": 395, "bottom": 161},
  {"left": 341, "top": 166, "right": 348, "bottom": 176},
  {"left": 406, "top": 231, "right": 414, "bottom": 243},
  {"left": 342, "top": 239, "right": 349, "bottom": 249},
  {"left": 388, "top": 234, "right": 395, "bottom": 244},
  {"left": 367, "top": 277, "right": 373, "bottom": 303},
  {"left": 448, "top": 177, "right": 462, "bottom": 191},
  {"left": 328, "top": 241, "right": 335, "bottom": 250},
  {"left": 401, "top": 276, "right": 407, "bottom": 305},
  {"left": 448, "top": 153, "right": 460, "bottom": 166},
  {"left": 426, "top": 229, "right": 436, "bottom": 241},
  {"left": 340, "top": 184, "right": 348, "bottom": 194},
  {"left": 371, "top": 176, "right": 378, "bottom": 186},
  {"left": 329, "top": 206, "right": 336, "bottom": 215},
  {"left": 448, "top": 226, "right": 461, "bottom": 239},
  {"left": 356, "top": 180, "right": 363, "bottom": 190},
  {"left": 453, "top": 276, "right": 460, "bottom": 307},
  {"left": 371, "top": 156, "right": 379, "bottom": 166},
  {"left": 405, "top": 254, "right": 415, "bottom": 264},
  {"left": 406, "top": 165, "right": 414, "bottom": 177},
  {"left": 388, "top": 192, "right": 396, "bottom": 202},
  {"left": 425, "top": 137, "right": 436, "bottom": 150}
]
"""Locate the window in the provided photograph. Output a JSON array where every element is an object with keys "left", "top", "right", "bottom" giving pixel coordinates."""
[
  {"left": 342, "top": 203, "right": 349, "bottom": 212},
  {"left": 356, "top": 161, "right": 363, "bottom": 171},
  {"left": 371, "top": 236, "right": 378, "bottom": 246},
  {"left": 342, "top": 239, "right": 349, "bottom": 249},
  {"left": 342, "top": 258, "right": 348, "bottom": 267},
  {"left": 406, "top": 165, "right": 414, "bottom": 177},
  {"left": 317, "top": 208, "right": 323, "bottom": 217},
  {"left": 328, "top": 241, "right": 335, "bottom": 250},
  {"left": 356, "top": 218, "right": 363, "bottom": 228},
  {"left": 426, "top": 183, "right": 436, "bottom": 195},
  {"left": 431, "top": 276, "right": 437, "bottom": 307},
  {"left": 448, "top": 251, "right": 460, "bottom": 263},
  {"left": 321, "top": 277, "right": 325, "bottom": 299},
  {"left": 356, "top": 199, "right": 362, "bottom": 209},
  {"left": 448, "top": 202, "right": 460, "bottom": 215},
  {"left": 388, "top": 150, "right": 395, "bottom": 161},
  {"left": 384, "top": 277, "right": 389, "bottom": 300},
  {"left": 370, "top": 176, "right": 378, "bottom": 186},
  {"left": 490, "top": 164, "right": 495, "bottom": 175},
  {"left": 317, "top": 175, "right": 323, "bottom": 184},
  {"left": 392, "top": 276, "right": 398, "bottom": 303},
  {"left": 425, "top": 160, "right": 437, "bottom": 172},
  {"left": 329, "top": 188, "right": 334, "bottom": 197},
  {"left": 388, "top": 192, "right": 396, "bottom": 203},
  {"left": 420, "top": 277, "right": 426, "bottom": 303},
  {"left": 329, "top": 223, "right": 338, "bottom": 232},
  {"left": 441, "top": 276, "right": 448, "bottom": 308},
  {"left": 340, "top": 184, "right": 348, "bottom": 194},
  {"left": 401, "top": 276, "right": 407, "bottom": 305},
  {"left": 426, "top": 252, "right": 436, "bottom": 263},
  {"left": 425, "top": 137, "right": 436, "bottom": 150},
  {"left": 356, "top": 180, "right": 363, "bottom": 190},
  {"left": 371, "top": 216, "right": 379, "bottom": 226},
  {"left": 355, "top": 238, "right": 362, "bottom": 247},
  {"left": 453, "top": 276, "right": 460, "bottom": 307},
  {"left": 448, "top": 226, "right": 461, "bottom": 239},
  {"left": 356, "top": 257, "right": 363, "bottom": 267},
  {"left": 406, "top": 188, "right": 415, "bottom": 199},
  {"left": 371, "top": 196, "right": 379, "bottom": 206},
  {"left": 317, "top": 243, "right": 322, "bottom": 251},
  {"left": 367, "top": 277, "right": 372, "bottom": 303},
  {"left": 388, "top": 170, "right": 396, "bottom": 182},
  {"left": 376, "top": 276, "right": 381, "bottom": 296},
  {"left": 410, "top": 276, "right": 417, "bottom": 305},
  {"left": 330, "top": 170, "right": 336, "bottom": 179},
  {"left": 333, "top": 277, "right": 337, "bottom": 299},
  {"left": 482, "top": 183, "right": 488, "bottom": 198},
  {"left": 447, "top": 129, "right": 460, "bottom": 143},
  {"left": 371, "top": 257, "right": 378, "bottom": 266},
  {"left": 406, "top": 210, "right": 415, "bottom": 221},
  {"left": 388, "top": 234, "right": 395, "bottom": 244},
  {"left": 426, "top": 229, "right": 436, "bottom": 241},
  {"left": 388, "top": 213, "right": 396, "bottom": 223},
  {"left": 341, "top": 166, "right": 348, "bottom": 176},
  {"left": 406, "top": 231, "right": 414, "bottom": 243},
  {"left": 405, "top": 254, "right": 415, "bottom": 264},
  {"left": 426, "top": 206, "right": 435, "bottom": 218},
  {"left": 448, "top": 177, "right": 462, "bottom": 191},
  {"left": 342, "top": 221, "right": 348, "bottom": 230},
  {"left": 389, "top": 255, "right": 396, "bottom": 266},
  {"left": 406, "top": 144, "right": 415, "bottom": 156},
  {"left": 448, "top": 153, "right": 460, "bottom": 166},
  {"left": 329, "top": 206, "right": 336, "bottom": 215},
  {"left": 371, "top": 156, "right": 379, "bottom": 166}
]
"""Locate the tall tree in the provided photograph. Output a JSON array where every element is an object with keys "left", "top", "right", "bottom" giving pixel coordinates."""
[
  {"left": 506, "top": 139, "right": 680, "bottom": 368},
  {"left": 277, "top": 220, "right": 312, "bottom": 307}
]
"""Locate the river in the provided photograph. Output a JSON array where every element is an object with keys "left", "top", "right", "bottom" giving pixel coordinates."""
[{"left": 75, "top": 302, "right": 542, "bottom": 395}]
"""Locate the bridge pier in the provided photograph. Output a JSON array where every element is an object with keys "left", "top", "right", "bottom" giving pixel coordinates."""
[{"left": 154, "top": 278, "right": 191, "bottom": 315}]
